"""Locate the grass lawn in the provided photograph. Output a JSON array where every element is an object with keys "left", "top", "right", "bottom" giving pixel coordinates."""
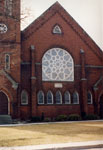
[{"left": 0, "top": 121, "right": 103, "bottom": 147}]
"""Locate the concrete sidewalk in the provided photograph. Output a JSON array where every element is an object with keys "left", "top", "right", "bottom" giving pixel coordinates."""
[{"left": 0, "top": 141, "right": 103, "bottom": 150}]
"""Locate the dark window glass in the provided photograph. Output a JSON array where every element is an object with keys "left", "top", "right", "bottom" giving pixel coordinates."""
[
  {"left": 56, "top": 91, "right": 62, "bottom": 104},
  {"left": 38, "top": 91, "right": 44, "bottom": 104}
]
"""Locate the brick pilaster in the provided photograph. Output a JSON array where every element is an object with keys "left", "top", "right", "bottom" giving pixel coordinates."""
[
  {"left": 80, "top": 49, "right": 88, "bottom": 117},
  {"left": 30, "top": 45, "right": 37, "bottom": 117}
]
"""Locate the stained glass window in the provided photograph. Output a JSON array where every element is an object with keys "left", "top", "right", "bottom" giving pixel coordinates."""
[
  {"left": 64, "top": 91, "right": 71, "bottom": 104},
  {"left": 47, "top": 91, "right": 53, "bottom": 104},
  {"left": 73, "top": 92, "right": 79, "bottom": 104},
  {"left": 56, "top": 91, "right": 62, "bottom": 104},
  {"left": 42, "top": 48, "right": 74, "bottom": 81},
  {"left": 37, "top": 91, "right": 44, "bottom": 104}
]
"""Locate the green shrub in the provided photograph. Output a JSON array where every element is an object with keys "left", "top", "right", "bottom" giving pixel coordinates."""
[
  {"left": 84, "top": 114, "right": 100, "bottom": 120},
  {"left": 44, "top": 117, "right": 51, "bottom": 122},
  {"left": 31, "top": 116, "right": 41, "bottom": 122},
  {"left": 68, "top": 114, "right": 81, "bottom": 121},
  {"left": 55, "top": 115, "right": 68, "bottom": 121}
]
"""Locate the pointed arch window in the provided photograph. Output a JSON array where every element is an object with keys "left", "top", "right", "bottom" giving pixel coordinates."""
[
  {"left": 5, "top": 54, "right": 10, "bottom": 70},
  {"left": 47, "top": 91, "right": 53, "bottom": 104},
  {"left": 64, "top": 91, "right": 71, "bottom": 104},
  {"left": 52, "top": 25, "right": 62, "bottom": 34},
  {"left": 87, "top": 91, "right": 93, "bottom": 104},
  {"left": 21, "top": 90, "right": 28, "bottom": 105},
  {"left": 56, "top": 91, "right": 62, "bottom": 104},
  {"left": 37, "top": 91, "right": 44, "bottom": 104},
  {"left": 5, "top": 0, "right": 13, "bottom": 16},
  {"left": 73, "top": 91, "right": 79, "bottom": 104}
]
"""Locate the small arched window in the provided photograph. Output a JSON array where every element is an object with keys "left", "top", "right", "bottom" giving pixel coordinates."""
[
  {"left": 52, "top": 25, "right": 62, "bottom": 34},
  {"left": 73, "top": 91, "right": 79, "bottom": 104},
  {"left": 37, "top": 91, "right": 44, "bottom": 104},
  {"left": 87, "top": 91, "right": 93, "bottom": 104},
  {"left": 47, "top": 91, "right": 53, "bottom": 104},
  {"left": 21, "top": 90, "right": 28, "bottom": 105},
  {"left": 56, "top": 91, "right": 62, "bottom": 104},
  {"left": 64, "top": 91, "right": 71, "bottom": 104},
  {"left": 5, "top": 54, "right": 10, "bottom": 70}
]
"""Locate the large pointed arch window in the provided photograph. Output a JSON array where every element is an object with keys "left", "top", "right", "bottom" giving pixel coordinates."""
[
  {"left": 42, "top": 48, "right": 74, "bottom": 81},
  {"left": 64, "top": 91, "right": 71, "bottom": 104},
  {"left": 47, "top": 91, "right": 53, "bottom": 104},
  {"left": 37, "top": 91, "right": 44, "bottom": 104},
  {"left": 56, "top": 91, "right": 62, "bottom": 104}
]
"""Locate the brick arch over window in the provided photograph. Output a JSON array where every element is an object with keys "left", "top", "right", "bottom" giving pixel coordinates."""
[{"left": 42, "top": 48, "right": 74, "bottom": 81}]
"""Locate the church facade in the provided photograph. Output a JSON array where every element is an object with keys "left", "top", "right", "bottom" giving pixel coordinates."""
[{"left": 0, "top": 0, "right": 103, "bottom": 120}]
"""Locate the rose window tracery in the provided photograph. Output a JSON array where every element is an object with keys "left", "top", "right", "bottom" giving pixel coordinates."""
[{"left": 42, "top": 48, "right": 74, "bottom": 81}]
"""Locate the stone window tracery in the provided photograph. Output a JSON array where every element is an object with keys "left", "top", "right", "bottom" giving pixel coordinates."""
[
  {"left": 0, "top": 24, "right": 8, "bottom": 34},
  {"left": 42, "top": 48, "right": 74, "bottom": 81},
  {"left": 53, "top": 25, "right": 62, "bottom": 34}
]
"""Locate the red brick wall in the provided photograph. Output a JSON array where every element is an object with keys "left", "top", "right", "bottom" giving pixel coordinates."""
[
  {"left": 21, "top": 3, "right": 103, "bottom": 119},
  {"left": 0, "top": 0, "right": 21, "bottom": 118}
]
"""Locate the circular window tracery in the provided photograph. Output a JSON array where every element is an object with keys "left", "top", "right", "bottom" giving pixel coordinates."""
[
  {"left": 42, "top": 48, "right": 74, "bottom": 81},
  {"left": 0, "top": 24, "right": 8, "bottom": 34}
]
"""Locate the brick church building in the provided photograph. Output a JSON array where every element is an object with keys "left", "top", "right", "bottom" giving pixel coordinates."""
[{"left": 0, "top": 0, "right": 103, "bottom": 120}]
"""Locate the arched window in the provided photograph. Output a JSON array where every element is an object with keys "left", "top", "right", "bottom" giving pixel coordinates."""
[
  {"left": 87, "top": 91, "right": 93, "bottom": 104},
  {"left": 73, "top": 91, "right": 79, "bottom": 104},
  {"left": 64, "top": 91, "right": 71, "bottom": 104},
  {"left": 42, "top": 48, "right": 74, "bottom": 81},
  {"left": 5, "top": 0, "right": 13, "bottom": 16},
  {"left": 47, "top": 91, "right": 53, "bottom": 104},
  {"left": 5, "top": 54, "right": 10, "bottom": 70},
  {"left": 52, "top": 25, "right": 62, "bottom": 34},
  {"left": 21, "top": 90, "right": 28, "bottom": 105},
  {"left": 37, "top": 91, "right": 44, "bottom": 104},
  {"left": 56, "top": 91, "right": 62, "bottom": 104}
]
